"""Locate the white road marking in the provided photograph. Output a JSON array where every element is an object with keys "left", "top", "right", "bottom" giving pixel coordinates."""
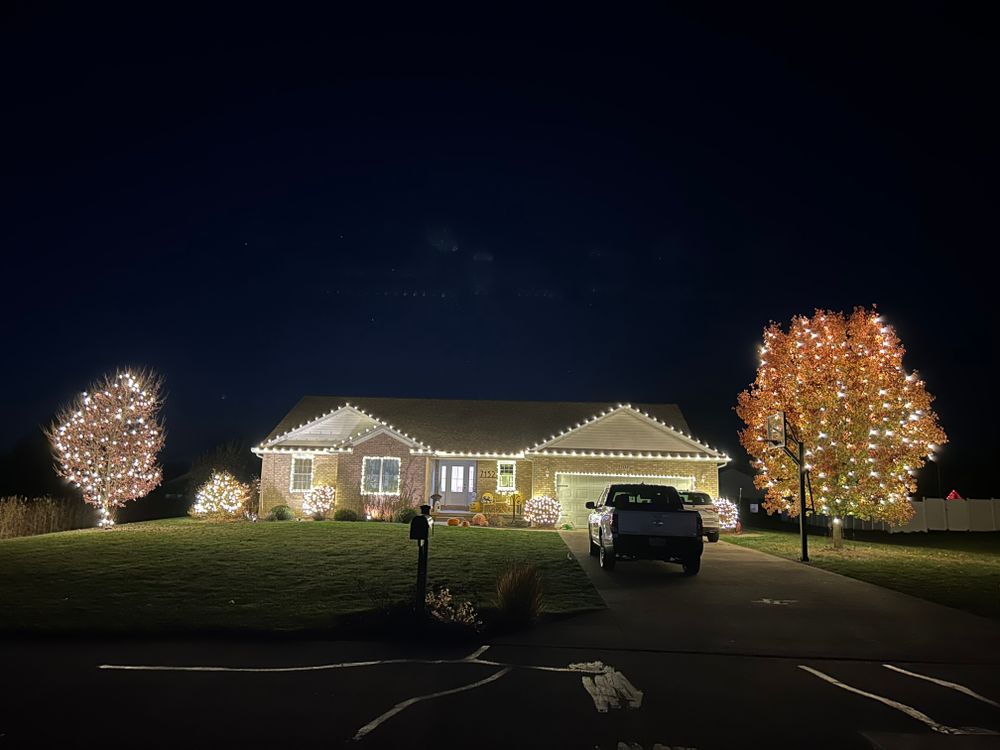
[
  {"left": 798, "top": 665, "right": 998, "bottom": 736},
  {"left": 463, "top": 645, "right": 490, "bottom": 660},
  {"left": 98, "top": 649, "right": 614, "bottom": 676},
  {"left": 751, "top": 598, "right": 797, "bottom": 605},
  {"left": 883, "top": 664, "right": 1000, "bottom": 708},
  {"left": 100, "top": 646, "right": 643, "bottom": 738},
  {"left": 100, "top": 657, "right": 450, "bottom": 673},
  {"left": 352, "top": 667, "right": 511, "bottom": 741},
  {"left": 583, "top": 668, "right": 644, "bottom": 712}
]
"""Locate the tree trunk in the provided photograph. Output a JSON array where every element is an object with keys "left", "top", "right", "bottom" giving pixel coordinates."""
[{"left": 832, "top": 517, "right": 843, "bottom": 549}]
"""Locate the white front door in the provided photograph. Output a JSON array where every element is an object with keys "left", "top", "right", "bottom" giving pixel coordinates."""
[{"left": 438, "top": 461, "right": 477, "bottom": 509}]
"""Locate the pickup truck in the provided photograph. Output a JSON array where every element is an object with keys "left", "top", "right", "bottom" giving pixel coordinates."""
[{"left": 586, "top": 483, "right": 704, "bottom": 575}]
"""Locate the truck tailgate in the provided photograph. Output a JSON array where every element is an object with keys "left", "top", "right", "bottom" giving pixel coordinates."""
[{"left": 616, "top": 510, "right": 698, "bottom": 537}]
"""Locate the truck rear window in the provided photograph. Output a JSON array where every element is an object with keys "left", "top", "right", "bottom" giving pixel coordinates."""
[
  {"left": 607, "top": 485, "right": 682, "bottom": 511},
  {"left": 679, "top": 492, "right": 714, "bottom": 506}
]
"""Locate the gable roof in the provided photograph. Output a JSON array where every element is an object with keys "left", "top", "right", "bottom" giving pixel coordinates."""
[{"left": 259, "top": 396, "right": 713, "bottom": 456}]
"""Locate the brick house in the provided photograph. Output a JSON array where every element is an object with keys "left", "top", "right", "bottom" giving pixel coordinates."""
[{"left": 254, "top": 397, "right": 729, "bottom": 527}]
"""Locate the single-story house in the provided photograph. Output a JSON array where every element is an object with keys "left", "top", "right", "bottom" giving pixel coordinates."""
[{"left": 253, "top": 397, "right": 729, "bottom": 527}]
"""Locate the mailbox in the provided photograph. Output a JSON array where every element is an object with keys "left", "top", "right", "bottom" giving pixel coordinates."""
[{"left": 409, "top": 514, "right": 430, "bottom": 540}]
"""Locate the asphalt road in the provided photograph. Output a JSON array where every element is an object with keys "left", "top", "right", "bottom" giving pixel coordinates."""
[{"left": 2, "top": 538, "right": 998, "bottom": 749}]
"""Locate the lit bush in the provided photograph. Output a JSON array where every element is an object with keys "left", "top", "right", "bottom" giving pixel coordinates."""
[
  {"left": 496, "top": 561, "right": 543, "bottom": 624},
  {"left": 302, "top": 485, "right": 336, "bottom": 520},
  {"left": 523, "top": 495, "right": 560, "bottom": 528},
  {"left": 716, "top": 498, "right": 739, "bottom": 530},
  {"left": 193, "top": 471, "right": 250, "bottom": 518},
  {"left": 471, "top": 513, "right": 488, "bottom": 527}
]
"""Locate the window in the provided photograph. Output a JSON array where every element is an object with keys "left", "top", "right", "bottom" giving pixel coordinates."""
[
  {"left": 679, "top": 491, "right": 713, "bottom": 506},
  {"left": 608, "top": 484, "right": 682, "bottom": 511},
  {"left": 362, "top": 456, "right": 401, "bottom": 495},
  {"left": 497, "top": 461, "right": 516, "bottom": 492},
  {"left": 290, "top": 457, "right": 313, "bottom": 492},
  {"left": 449, "top": 467, "right": 465, "bottom": 492}
]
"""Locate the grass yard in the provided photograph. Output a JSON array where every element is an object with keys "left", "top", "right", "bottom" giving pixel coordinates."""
[
  {"left": 724, "top": 529, "right": 1000, "bottom": 620},
  {"left": 0, "top": 518, "right": 603, "bottom": 634}
]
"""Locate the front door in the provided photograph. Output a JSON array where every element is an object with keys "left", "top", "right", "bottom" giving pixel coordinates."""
[{"left": 438, "top": 461, "right": 477, "bottom": 509}]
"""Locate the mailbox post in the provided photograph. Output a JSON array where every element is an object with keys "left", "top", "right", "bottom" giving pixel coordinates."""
[{"left": 409, "top": 503, "right": 433, "bottom": 613}]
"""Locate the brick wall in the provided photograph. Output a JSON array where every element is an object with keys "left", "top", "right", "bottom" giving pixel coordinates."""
[
  {"left": 260, "top": 453, "right": 339, "bottom": 516},
  {"left": 262, "top": 450, "right": 719, "bottom": 518},
  {"left": 336, "top": 432, "right": 427, "bottom": 513},
  {"left": 473, "top": 459, "right": 533, "bottom": 501}
]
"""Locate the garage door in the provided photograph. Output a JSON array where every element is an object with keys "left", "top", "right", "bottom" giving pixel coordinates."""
[{"left": 555, "top": 474, "right": 695, "bottom": 527}]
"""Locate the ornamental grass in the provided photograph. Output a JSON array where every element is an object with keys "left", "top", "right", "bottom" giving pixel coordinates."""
[
  {"left": 495, "top": 560, "right": 544, "bottom": 624},
  {"left": 0, "top": 495, "right": 95, "bottom": 539}
]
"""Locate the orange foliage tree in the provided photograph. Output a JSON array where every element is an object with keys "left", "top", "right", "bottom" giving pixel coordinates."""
[{"left": 736, "top": 308, "right": 946, "bottom": 525}]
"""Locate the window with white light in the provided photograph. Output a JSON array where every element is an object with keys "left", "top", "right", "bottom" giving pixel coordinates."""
[
  {"left": 497, "top": 461, "right": 516, "bottom": 492},
  {"left": 362, "top": 456, "right": 401, "bottom": 495},
  {"left": 450, "top": 466, "right": 465, "bottom": 492},
  {"left": 290, "top": 457, "right": 313, "bottom": 492}
]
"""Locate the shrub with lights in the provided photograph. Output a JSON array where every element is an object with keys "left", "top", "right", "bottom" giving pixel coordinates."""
[
  {"left": 737, "top": 307, "right": 946, "bottom": 526},
  {"left": 523, "top": 495, "right": 560, "bottom": 528},
  {"left": 193, "top": 470, "right": 250, "bottom": 518},
  {"left": 302, "top": 485, "right": 336, "bottom": 520},
  {"left": 46, "top": 368, "right": 166, "bottom": 528},
  {"left": 715, "top": 498, "right": 739, "bottom": 531}
]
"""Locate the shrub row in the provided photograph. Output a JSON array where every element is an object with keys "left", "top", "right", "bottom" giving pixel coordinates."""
[{"left": 0, "top": 495, "right": 96, "bottom": 539}]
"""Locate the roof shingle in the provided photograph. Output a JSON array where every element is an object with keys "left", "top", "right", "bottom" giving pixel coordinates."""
[{"left": 263, "top": 396, "right": 693, "bottom": 454}]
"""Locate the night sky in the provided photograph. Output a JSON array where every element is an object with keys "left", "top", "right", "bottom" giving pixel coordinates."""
[{"left": 2, "top": 5, "right": 993, "bottom": 496}]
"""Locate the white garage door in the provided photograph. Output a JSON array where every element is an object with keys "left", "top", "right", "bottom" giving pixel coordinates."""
[{"left": 556, "top": 474, "right": 695, "bottom": 527}]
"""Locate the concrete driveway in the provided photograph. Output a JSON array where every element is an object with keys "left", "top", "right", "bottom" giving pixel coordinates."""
[{"left": 535, "top": 531, "right": 1000, "bottom": 664}]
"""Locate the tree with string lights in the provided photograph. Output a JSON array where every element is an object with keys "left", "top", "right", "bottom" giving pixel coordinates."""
[
  {"left": 46, "top": 369, "right": 165, "bottom": 528},
  {"left": 736, "top": 308, "right": 946, "bottom": 526}
]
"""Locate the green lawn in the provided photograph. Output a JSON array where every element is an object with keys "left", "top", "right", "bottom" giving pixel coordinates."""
[
  {"left": 724, "top": 529, "right": 1000, "bottom": 620},
  {"left": 0, "top": 518, "right": 603, "bottom": 633}
]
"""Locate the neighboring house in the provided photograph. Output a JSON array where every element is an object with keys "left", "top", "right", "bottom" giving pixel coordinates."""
[
  {"left": 253, "top": 397, "right": 729, "bottom": 527},
  {"left": 719, "top": 467, "right": 764, "bottom": 503}
]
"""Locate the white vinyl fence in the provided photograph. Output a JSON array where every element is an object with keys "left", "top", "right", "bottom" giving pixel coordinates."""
[
  {"left": 890, "top": 498, "right": 1000, "bottom": 533},
  {"left": 795, "top": 498, "right": 1000, "bottom": 533}
]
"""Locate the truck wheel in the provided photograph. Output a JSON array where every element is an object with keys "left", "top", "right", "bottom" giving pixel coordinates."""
[
  {"left": 682, "top": 557, "right": 701, "bottom": 576},
  {"left": 589, "top": 535, "right": 600, "bottom": 557},
  {"left": 599, "top": 537, "right": 616, "bottom": 571},
  {"left": 707, "top": 531, "right": 720, "bottom": 543}
]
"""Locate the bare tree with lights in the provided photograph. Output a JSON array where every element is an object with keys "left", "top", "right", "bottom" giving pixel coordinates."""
[
  {"left": 46, "top": 369, "right": 165, "bottom": 528},
  {"left": 736, "top": 308, "right": 946, "bottom": 526}
]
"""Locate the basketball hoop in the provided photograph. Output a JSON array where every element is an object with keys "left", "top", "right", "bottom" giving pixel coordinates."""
[{"left": 766, "top": 412, "right": 786, "bottom": 448}]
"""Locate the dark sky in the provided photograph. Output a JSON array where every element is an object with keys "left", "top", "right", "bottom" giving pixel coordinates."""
[{"left": 2, "top": 4, "right": 994, "bottom": 495}]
